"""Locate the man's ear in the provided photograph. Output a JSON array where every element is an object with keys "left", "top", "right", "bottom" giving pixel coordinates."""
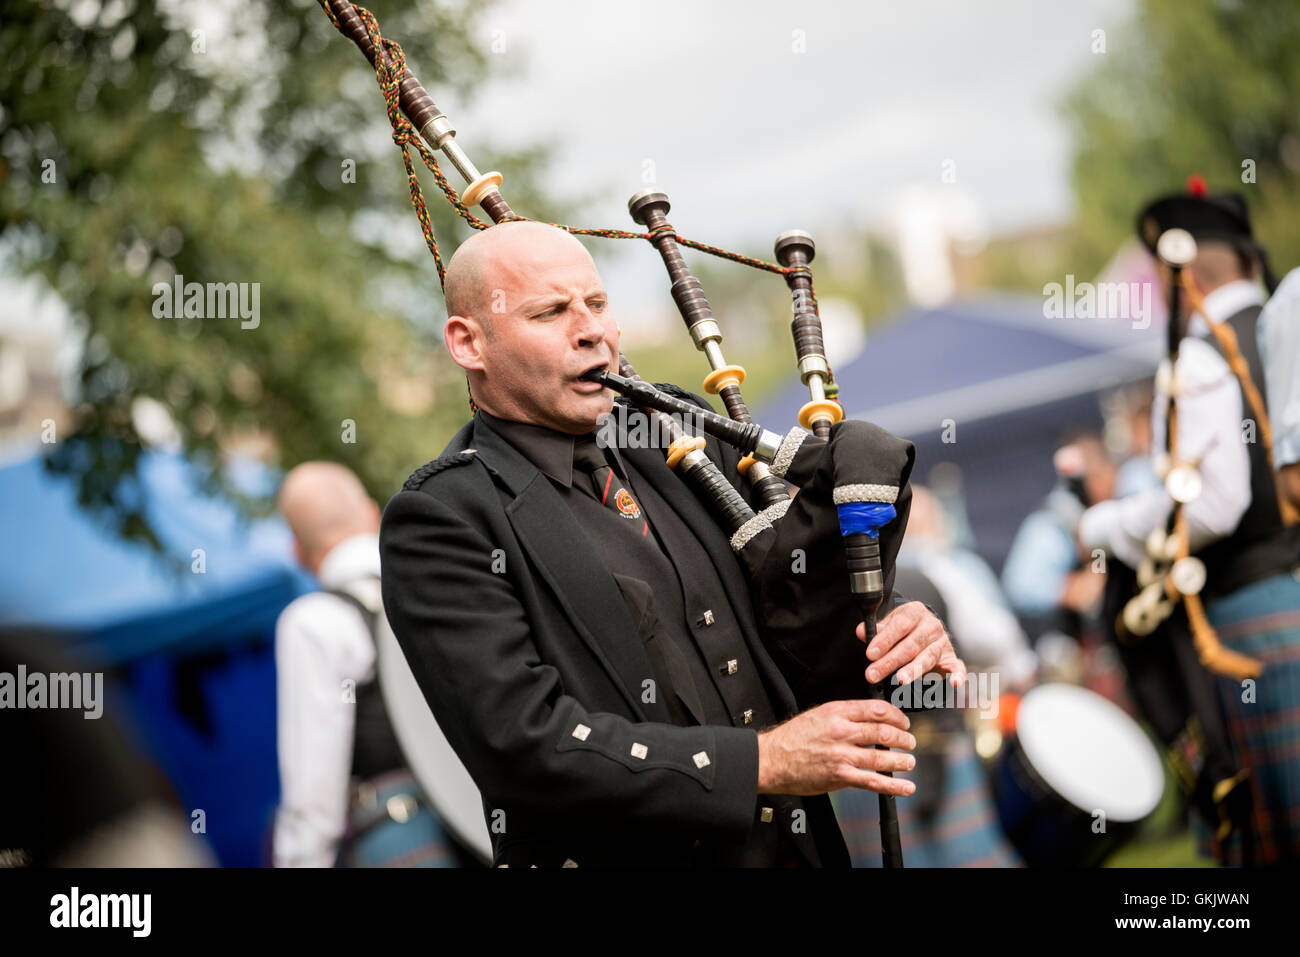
[
  {"left": 445, "top": 315, "right": 487, "bottom": 372},
  {"left": 1188, "top": 263, "right": 1209, "bottom": 295}
]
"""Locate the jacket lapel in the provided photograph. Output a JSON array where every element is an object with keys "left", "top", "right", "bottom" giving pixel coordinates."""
[{"left": 469, "top": 416, "right": 666, "bottom": 723}]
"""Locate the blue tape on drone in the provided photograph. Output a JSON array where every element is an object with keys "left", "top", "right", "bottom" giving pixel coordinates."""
[{"left": 836, "top": 502, "right": 896, "bottom": 538}]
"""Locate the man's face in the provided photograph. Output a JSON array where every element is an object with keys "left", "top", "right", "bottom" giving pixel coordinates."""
[
  {"left": 469, "top": 236, "right": 618, "bottom": 433},
  {"left": 1082, "top": 443, "right": 1117, "bottom": 504}
]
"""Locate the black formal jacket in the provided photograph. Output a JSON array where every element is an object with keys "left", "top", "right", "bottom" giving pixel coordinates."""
[{"left": 379, "top": 388, "right": 859, "bottom": 868}]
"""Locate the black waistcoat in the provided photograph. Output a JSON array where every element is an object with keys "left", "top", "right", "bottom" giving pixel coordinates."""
[
  {"left": 325, "top": 583, "right": 408, "bottom": 780},
  {"left": 1196, "top": 304, "right": 1300, "bottom": 598}
]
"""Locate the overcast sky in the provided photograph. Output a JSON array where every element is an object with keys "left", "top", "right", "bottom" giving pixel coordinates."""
[
  {"left": 441, "top": 0, "right": 1134, "bottom": 308},
  {"left": 2, "top": 0, "right": 1139, "bottom": 368}
]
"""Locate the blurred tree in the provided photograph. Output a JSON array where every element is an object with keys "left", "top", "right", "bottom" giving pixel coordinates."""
[
  {"left": 1063, "top": 0, "right": 1300, "bottom": 277},
  {"left": 0, "top": 0, "right": 561, "bottom": 550},
  {"left": 956, "top": 225, "right": 1072, "bottom": 295}
]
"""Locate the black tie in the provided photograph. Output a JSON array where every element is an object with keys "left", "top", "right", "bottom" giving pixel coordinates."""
[{"left": 573, "top": 435, "right": 651, "bottom": 539}]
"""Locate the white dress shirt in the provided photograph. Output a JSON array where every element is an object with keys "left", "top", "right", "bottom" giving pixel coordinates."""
[
  {"left": 1079, "top": 280, "right": 1260, "bottom": 569},
  {"left": 1258, "top": 267, "right": 1300, "bottom": 468},
  {"left": 272, "top": 533, "right": 382, "bottom": 868}
]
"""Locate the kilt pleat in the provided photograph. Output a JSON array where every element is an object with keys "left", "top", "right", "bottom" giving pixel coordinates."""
[
  {"left": 1194, "top": 572, "right": 1300, "bottom": 866},
  {"left": 831, "top": 733, "right": 1020, "bottom": 868}
]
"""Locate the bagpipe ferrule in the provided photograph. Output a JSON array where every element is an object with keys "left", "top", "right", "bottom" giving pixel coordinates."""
[
  {"left": 798, "top": 354, "right": 831, "bottom": 379},
  {"left": 850, "top": 568, "right": 885, "bottom": 594},
  {"left": 417, "top": 113, "right": 456, "bottom": 149},
  {"left": 754, "top": 427, "right": 784, "bottom": 463}
]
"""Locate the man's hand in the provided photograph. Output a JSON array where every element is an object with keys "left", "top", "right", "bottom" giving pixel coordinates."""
[
  {"left": 1060, "top": 568, "right": 1106, "bottom": 613},
  {"left": 1073, "top": 520, "right": 1097, "bottom": 565},
  {"left": 856, "top": 600, "right": 967, "bottom": 687},
  {"left": 756, "top": 699, "right": 917, "bottom": 797}
]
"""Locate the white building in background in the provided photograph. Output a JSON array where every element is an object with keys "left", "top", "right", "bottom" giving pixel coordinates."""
[
  {"left": 0, "top": 277, "right": 76, "bottom": 464},
  {"left": 884, "top": 184, "right": 989, "bottom": 308},
  {"left": 812, "top": 296, "right": 869, "bottom": 370}
]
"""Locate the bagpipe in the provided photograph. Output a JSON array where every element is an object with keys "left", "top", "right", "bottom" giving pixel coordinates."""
[{"left": 319, "top": 0, "right": 916, "bottom": 867}]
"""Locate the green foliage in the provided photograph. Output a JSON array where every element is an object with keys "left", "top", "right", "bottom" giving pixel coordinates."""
[
  {"left": 0, "top": 0, "right": 558, "bottom": 548},
  {"left": 1063, "top": 0, "right": 1300, "bottom": 278}
]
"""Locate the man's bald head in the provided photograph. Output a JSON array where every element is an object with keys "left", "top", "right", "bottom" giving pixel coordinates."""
[
  {"left": 444, "top": 221, "right": 594, "bottom": 329},
  {"left": 277, "top": 461, "right": 380, "bottom": 573},
  {"left": 441, "top": 220, "right": 617, "bottom": 431}
]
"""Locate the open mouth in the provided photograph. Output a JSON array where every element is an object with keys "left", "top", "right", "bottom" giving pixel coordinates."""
[{"left": 576, "top": 360, "right": 610, "bottom": 383}]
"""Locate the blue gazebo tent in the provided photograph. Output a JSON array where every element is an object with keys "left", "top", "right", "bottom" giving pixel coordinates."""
[{"left": 0, "top": 446, "right": 315, "bottom": 865}]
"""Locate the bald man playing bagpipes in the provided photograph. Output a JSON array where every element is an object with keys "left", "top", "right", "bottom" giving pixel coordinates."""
[{"left": 378, "top": 221, "right": 965, "bottom": 868}]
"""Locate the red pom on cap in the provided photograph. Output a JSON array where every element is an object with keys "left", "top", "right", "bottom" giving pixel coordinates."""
[{"left": 1186, "top": 173, "right": 1209, "bottom": 198}]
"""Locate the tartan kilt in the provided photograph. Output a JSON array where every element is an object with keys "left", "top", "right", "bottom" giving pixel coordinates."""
[
  {"left": 831, "top": 731, "right": 1020, "bottom": 868},
  {"left": 337, "top": 769, "right": 458, "bottom": 868},
  {"left": 1194, "top": 571, "right": 1300, "bottom": 866}
]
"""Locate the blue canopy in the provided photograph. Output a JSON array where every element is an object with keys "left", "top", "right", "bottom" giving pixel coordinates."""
[
  {"left": 0, "top": 446, "right": 313, "bottom": 662},
  {"left": 0, "top": 445, "right": 316, "bottom": 866},
  {"left": 759, "top": 295, "right": 1165, "bottom": 572}
]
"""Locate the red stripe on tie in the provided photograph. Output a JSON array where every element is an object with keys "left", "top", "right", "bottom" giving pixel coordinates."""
[
  {"left": 601, "top": 470, "right": 613, "bottom": 504},
  {"left": 642, "top": 520, "right": 648, "bottom": 536}
]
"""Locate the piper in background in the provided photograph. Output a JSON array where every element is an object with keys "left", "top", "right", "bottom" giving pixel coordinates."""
[
  {"left": 274, "top": 462, "right": 453, "bottom": 867},
  {"left": 1079, "top": 180, "right": 1300, "bottom": 865}
]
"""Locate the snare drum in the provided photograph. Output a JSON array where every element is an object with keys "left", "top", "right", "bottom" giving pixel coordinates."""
[
  {"left": 992, "top": 683, "right": 1163, "bottom": 867},
  {"left": 373, "top": 611, "right": 493, "bottom": 864}
]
